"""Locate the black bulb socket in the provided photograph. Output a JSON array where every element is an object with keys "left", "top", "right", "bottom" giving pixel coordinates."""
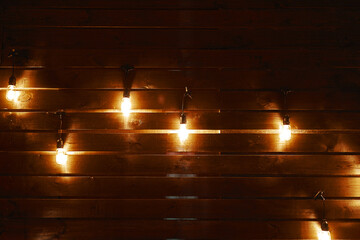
[
  {"left": 321, "top": 220, "right": 329, "bottom": 231},
  {"left": 57, "top": 138, "right": 64, "bottom": 149},
  {"left": 180, "top": 113, "right": 186, "bottom": 124},
  {"left": 283, "top": 115, "right": 290, "bottom": 125},
  {"left": 123, "top": 89, "right": 130, "bottom": 98},
  {"left": 8, "top": 75, "right": 16, "bottom": 86}
]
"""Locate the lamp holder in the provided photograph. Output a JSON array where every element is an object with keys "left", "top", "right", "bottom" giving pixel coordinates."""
[
  {"left": 57, "top": 138, "right": 64, "bottom": 149},
  {"left": 283, "top": 115, "right": 290, "bottom": 125},
  {"left": 321, "top": 220, "right": 329, "bottom": 231},
  {"left": 123, "top": 89, "right": 130, "bottom": 98},
  {"left": 8, "top": 75, "right": 16, "bottom": 86},
  {"left": 180, "top": 113, "right": 187, "bottom": 124}
]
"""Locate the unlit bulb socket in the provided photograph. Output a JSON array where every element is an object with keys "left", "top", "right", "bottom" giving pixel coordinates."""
[
  {"left": 321, "top": 220, "right": 329, "bottom": 231},
  {"left": 283, "top": 115, "right": 290, "bottom": 125},
  {"left": 57, "top": 138, "right": 64, "bottom": 149},
  {"left": 8, "top": 75, "right": 16, "bottom": 86},
  {"left": 180, "top": 114, "right": 186, "bottom": 124}
]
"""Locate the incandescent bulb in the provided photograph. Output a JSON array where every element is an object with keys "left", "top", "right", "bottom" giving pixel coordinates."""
[
  {"left": 121, "top": 97, "right": 131, "bottom": 117},
  {"left": 279, "top": 124, "right": 291, "bottom": 142},
  {"left": 178, "top": 123, "right": 189, "bottom": 143},
  {"left": 318, "top": 230, "right": 331, "bottom": 240},
  {"left": 6, "top": 85, "right": 18, "bottom": 101},
  {"left": 56, "top": 148, "right": 67, "bottom": 165}
]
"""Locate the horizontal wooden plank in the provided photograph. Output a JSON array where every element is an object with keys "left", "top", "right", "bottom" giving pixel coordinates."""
[
  {"left": 0, "top": 133, "right": 360, "bottom": 152},
  {"left": 3, "top": 0, "right": 360, "bottom": 9},
  {"left": 224, "top": 0, "right": 360, "bottom": 9},
  {"left": 222, "top": 90, "right": 360, "bottom": 111},
  {"left": 0, "top": 154, "right": 359, "bottom": 177},
  {"left": 4, "top": 28, "right": 360, "bottom": 49},
  {"left": 1, "top": 89, "right": 360, "bottom": 111},
  {"left": 0, "top": 199, "right": 358, "bottom": 220},
  {"left": 3, "top": 112, "right": 360, "bottom": 131},
  {"left": 0, "top": 90, "right": 220, "bottom": 110},
  {"left": 2, "top": 9, "right": 359, "bottom": 28},
  {"left": 1, "top": 176, "right": 360, "bottom": 198},
  {"left": 1, "top": 220, "right": 358, "bottom": 240},
  {"left": 1, "top": 0, "right": 219, "bottom": 10},
  {"left": 2, "top": 68, "right": 360, "bottom": 89},
  {"left": 1, "top": 48, "right": 359, "bottom": 69}
]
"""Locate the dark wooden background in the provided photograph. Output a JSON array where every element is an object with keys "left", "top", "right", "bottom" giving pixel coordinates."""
[{"left": 1, "top": 0, "right": 360, "bottom": 239}]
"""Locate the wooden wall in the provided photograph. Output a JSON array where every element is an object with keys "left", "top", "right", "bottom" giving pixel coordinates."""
[{"left": 1, "top": 0, "right": 360, "bottom": 239}]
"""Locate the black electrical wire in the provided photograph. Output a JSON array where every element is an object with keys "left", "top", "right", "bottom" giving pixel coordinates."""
[{"left": 181, "top": 87, "right": 192, "bottom": 115}]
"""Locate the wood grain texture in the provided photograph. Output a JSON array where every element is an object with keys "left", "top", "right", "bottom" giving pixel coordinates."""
[
  {"left": 1, "top": 0, "right": 360, "bottom": 239},
  {"left": 4, "top": 28, "right": 360, "bottom": 50},
  {"left": 1, "top": 48, "right": 358, "bottom": 69},
  {"left": 0, "top": 220, "right": 348, "bottom": 240},
  {"left": 0, "top": 154, "right": 359, "bottom": 177},
  {"left": 2, "top": 68, "right": 360, "bottom": 89},
  {"left": 0, "top": 133, "right": 359, "bottom": 152},
  {"left": 2, "top": 112, "right": 360, "bottom": 131},
  {"left": 2, "top": 9, "right": 359, "bottom": 28},
  {"left": 0, "top": 199, "right": 358, "bottom": 219},
  {"left": 1, "top": 176, "right": 360, "bottom": 198},
  {"left": 1, "top": 89, "right": 360, "bottom": 111},
  {"left": 3, "top": 0, "right": 360, "bottom": 9}
]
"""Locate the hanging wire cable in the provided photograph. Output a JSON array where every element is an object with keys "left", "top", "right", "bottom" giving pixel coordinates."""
[
  {"left": 181, "top": 87, "right": 192, "bottom": 118},
  {"left": 58, "top": 111, "right": 64, "bottom": 140},
  {"left": 120, "top": 64, "right": 134, "bottom": 117},
  {"left": 314, "top": 191, "right": 331, "bottom": 240},
  {"left": 121, "top": 64, "right": 134, "bottom": 97},
  {"left": 56, "top": 111, "right": 67, "bottom": 165},
  {"left": 178, "top": 87, "right": 192, "bottom": 143}
]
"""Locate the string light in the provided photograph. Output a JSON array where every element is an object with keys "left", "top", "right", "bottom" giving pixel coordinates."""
[
  {"left": 6, "top": 49, "right": 20, "bottom": 102},
  {"left": 314, "top": 191, "right": 331, "bottom": 240},
  {"left": 279, "top": 89, "right": 291, "bottom": 142},
  {"left": 56, "top": 137, "right": 67, "bottom": 165},
  {"left": 56, "top": 112, "right": 67, "bottom": 165},
  {"left": 120, "top": 64, "right": 134, "bottom": 117},
  {"left": 178, "top": 113, "right": 189, "bottom": 143},
  {"left": 279, "top": 115, "right": 291, "bottom": 142},
  {"left": 121, "top": 94, "right": 131, "bottom": 117},
  {"left": 178, "top": 87, "right": 192, "bottom": 143}
]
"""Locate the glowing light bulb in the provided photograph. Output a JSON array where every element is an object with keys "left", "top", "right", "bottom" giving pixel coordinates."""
[
  {"left": 6, "top": 85, "right": 18, "bottom": 101},
  {"left": 121, "top": 97, "right": 131, "bottom": 117},
  {"left": 279, "top": 124, "right": 291, "bottom": 142},
  {"left": 279, "top": 115, "right": 291, "bottom": 142},
  {"left": 318, "top": 230, "right": 331, "bottom": 240},
  {"left": 178, "top": 123, "right": 189, "bottom": 143},
  {"left": 56, "top": 148, "right": 67, "bottom": 165}
]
